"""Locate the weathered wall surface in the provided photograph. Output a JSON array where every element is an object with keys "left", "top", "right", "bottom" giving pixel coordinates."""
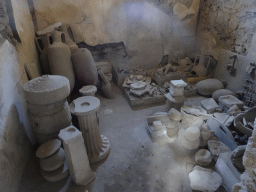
[
  {"left": 33, "top": 0, "right": 200, "bottom": 69},
  {"left": 0, "top": 0, "right": 39, "bottom": 191},
  {"left": 197, "top": 0, "right": 256, "bottom": 58},
  {"left": 0, "top": 38, "right": 32, "bottom": 191}
]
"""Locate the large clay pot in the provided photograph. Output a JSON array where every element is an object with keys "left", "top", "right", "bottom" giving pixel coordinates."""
[
  {"left": 35, "top": 33, "right": 51, "bottom": 74},
  {"left": 71, "top": 47, "right": 98, "bottom": 86},
  {"left": 59, "top": 26, "right": 78, "bottom": 52},
  {"left": 48, "top": 30, "right": 75, "bottom": 91}
]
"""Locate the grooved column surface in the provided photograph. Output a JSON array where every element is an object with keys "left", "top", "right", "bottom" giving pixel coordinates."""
[{"left": 70, "top": 96, "right": 110, "bottom": 163}]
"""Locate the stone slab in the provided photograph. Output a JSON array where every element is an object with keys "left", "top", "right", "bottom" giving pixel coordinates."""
[
  {"left": 200, "top": 98, "right": 219, "bottom": 114},
  {"left": 219, "top": 95, "right": 244, "bottom": 110}
]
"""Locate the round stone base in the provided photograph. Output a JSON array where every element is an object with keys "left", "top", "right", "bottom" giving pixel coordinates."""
[
  {"left": 39, "top": 160, "right": 69, "bottom": 182},
  {"left": 89, "top": 135, "right": 110, "bottom": 163}
]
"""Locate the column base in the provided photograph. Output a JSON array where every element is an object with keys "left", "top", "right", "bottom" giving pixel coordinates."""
[{"left": 89, "top": 135, "right": 110, "bottom": 163}]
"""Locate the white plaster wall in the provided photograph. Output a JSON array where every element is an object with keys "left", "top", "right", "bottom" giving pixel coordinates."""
[
  {"left": 0, "top": 38, "right": 32, "bottom": 191},
  {"left": 33, "top": 0, "right": 200, "bottom": 69}
]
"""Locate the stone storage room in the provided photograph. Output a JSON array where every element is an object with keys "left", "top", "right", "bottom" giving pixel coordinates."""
[{"left": 1, "top": 0, "right": 256, "bottom": 191}]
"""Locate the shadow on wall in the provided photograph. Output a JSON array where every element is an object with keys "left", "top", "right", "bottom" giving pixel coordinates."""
[{"left": 0, "top": 104, "right": 32, "bottom": 191}]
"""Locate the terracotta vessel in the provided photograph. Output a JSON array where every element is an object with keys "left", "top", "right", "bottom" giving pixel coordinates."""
[
  {"left": 191, "top": 55, "right": 211, "bottom": 77},
  {"left": 71, "top": 47, "right": 98, "bottom": 86},
  {"left": 59, "top": 26, "right": 78, "bottom": 52},
  {"left": 48, "top": 30, "right": 75, "bottom": 91},
  {"left": 35, "top": 33, "right": 51, "bottom": 74}
]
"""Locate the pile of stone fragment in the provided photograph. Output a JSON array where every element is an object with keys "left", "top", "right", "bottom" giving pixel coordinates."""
[
  {"left": 23, "top": 75, "right": 110, "bottom": 185},
  {"left": 146, "top": 78, "right": 256, "bottom": 191}
]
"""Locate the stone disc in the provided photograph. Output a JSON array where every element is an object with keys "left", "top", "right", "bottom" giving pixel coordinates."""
[
  {"left": 39, "top": 148, "right": 65, "bottom": 171},
  {"left": 36, "top": 139, "right": 61, "bottom": 159},
  {"left": 39, "top": 160, "right": 69, "bottom": 182}
]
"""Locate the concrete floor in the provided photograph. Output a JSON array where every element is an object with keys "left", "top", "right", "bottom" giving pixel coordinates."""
[{"left": 19, "top": 85, "right": 226, "bottom": 192}]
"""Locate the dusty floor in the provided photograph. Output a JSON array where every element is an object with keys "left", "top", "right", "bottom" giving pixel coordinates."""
[{"left": 19, "top": 85, "right": 226, "bottom": 192}]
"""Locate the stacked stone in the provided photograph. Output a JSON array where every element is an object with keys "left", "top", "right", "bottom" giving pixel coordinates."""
[
  {"left": 165, "top": 79, "right": 187, "bottom": 110},
  {"left": 181, "top": 126, "right": 200, "bottom": 150},
  {"left": 23, "top": 75, "right": 72, "bottom": 144},
  {"left": 36, "top": 139, "right": 69, "bottom": 182}
]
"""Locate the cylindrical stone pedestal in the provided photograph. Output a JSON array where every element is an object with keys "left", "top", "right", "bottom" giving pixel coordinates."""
[
  {"left": 70, "top": 96, "right": 110, "bottom": 163},
  {"left": 23, "top": 75, "right": 71, "bottom": 144}
]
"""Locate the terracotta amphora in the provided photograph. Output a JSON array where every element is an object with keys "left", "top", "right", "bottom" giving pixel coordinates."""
[
  {"left": 59, "top": 26, "right": 78, "bottom": 52},
  {"left": 191, "top": 54, "right": 211, "bottom": 77},
  {"left": 35, "top": 33, "right": 51, "bottom": 74},
  {"left": 71, "top": 47, "right": 98, "bottom": 86},
  {"left": 48, "top": 30, "right": 75, "bottom": 91}
]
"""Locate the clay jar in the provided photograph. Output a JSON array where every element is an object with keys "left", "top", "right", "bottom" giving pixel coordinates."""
[
  {"left": 48, "top": 30, "right": 75, "bottom": 91},
  {"left": 35, "top": 33, "right": 51, "bottom": 74},
  {"left": 71, "top": 47, "right": 98, "bottom": 86},
  {"left": 59, "top": 26, "right": 78, "bottom": 52},
  {"left": 192, "top": 55, "right": 211, "bottom": 77}
]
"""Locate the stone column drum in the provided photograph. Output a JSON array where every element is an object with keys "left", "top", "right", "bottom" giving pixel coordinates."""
[
  {"left": 58, "top": 126, "right": 96, "bottom": 185},
  {"left": 70, "top": 96, "right": 110, "bottom": 163}
]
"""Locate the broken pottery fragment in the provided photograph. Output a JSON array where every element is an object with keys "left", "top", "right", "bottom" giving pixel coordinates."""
[
  {"left": 207, "top": 116, "right": 237, "bottom": 150},
  {"left": 200, "top": 98, "right": 219, "bottom": 114},
  {"left": 195, "top": 149, "right": 212, "bottom": 166},
  {"left": 189, "top": 165, "right": 222, "bottom": 192},
  {"left": 36, "top": 139, "right": 61, "bottom": 159},
  {"left": 70, "top": 96, "right": 110, "bottom": 163},
  {"left": 234, "top": 107, "right": 256, "bottom": 137},
  {"left": 195, "top": 78, "right": 224, "bottom": 96},
  {"left": 58, "top": 126, "right": 96, "bottom": 185},
  {"left": 212, "top": 89, "right": 235, "bottom": 102},
  {"left": 231, "top": 145, "right": 246, "bottom": 171},
  {"left": 208, "top": 140, "right": 231, "bottom": 161},
  {"left": 181, "top": 126, "right": 200, "bottom": 150},
  {"left": 181, "top": 105, "right": 208, "bottom": 129}
]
